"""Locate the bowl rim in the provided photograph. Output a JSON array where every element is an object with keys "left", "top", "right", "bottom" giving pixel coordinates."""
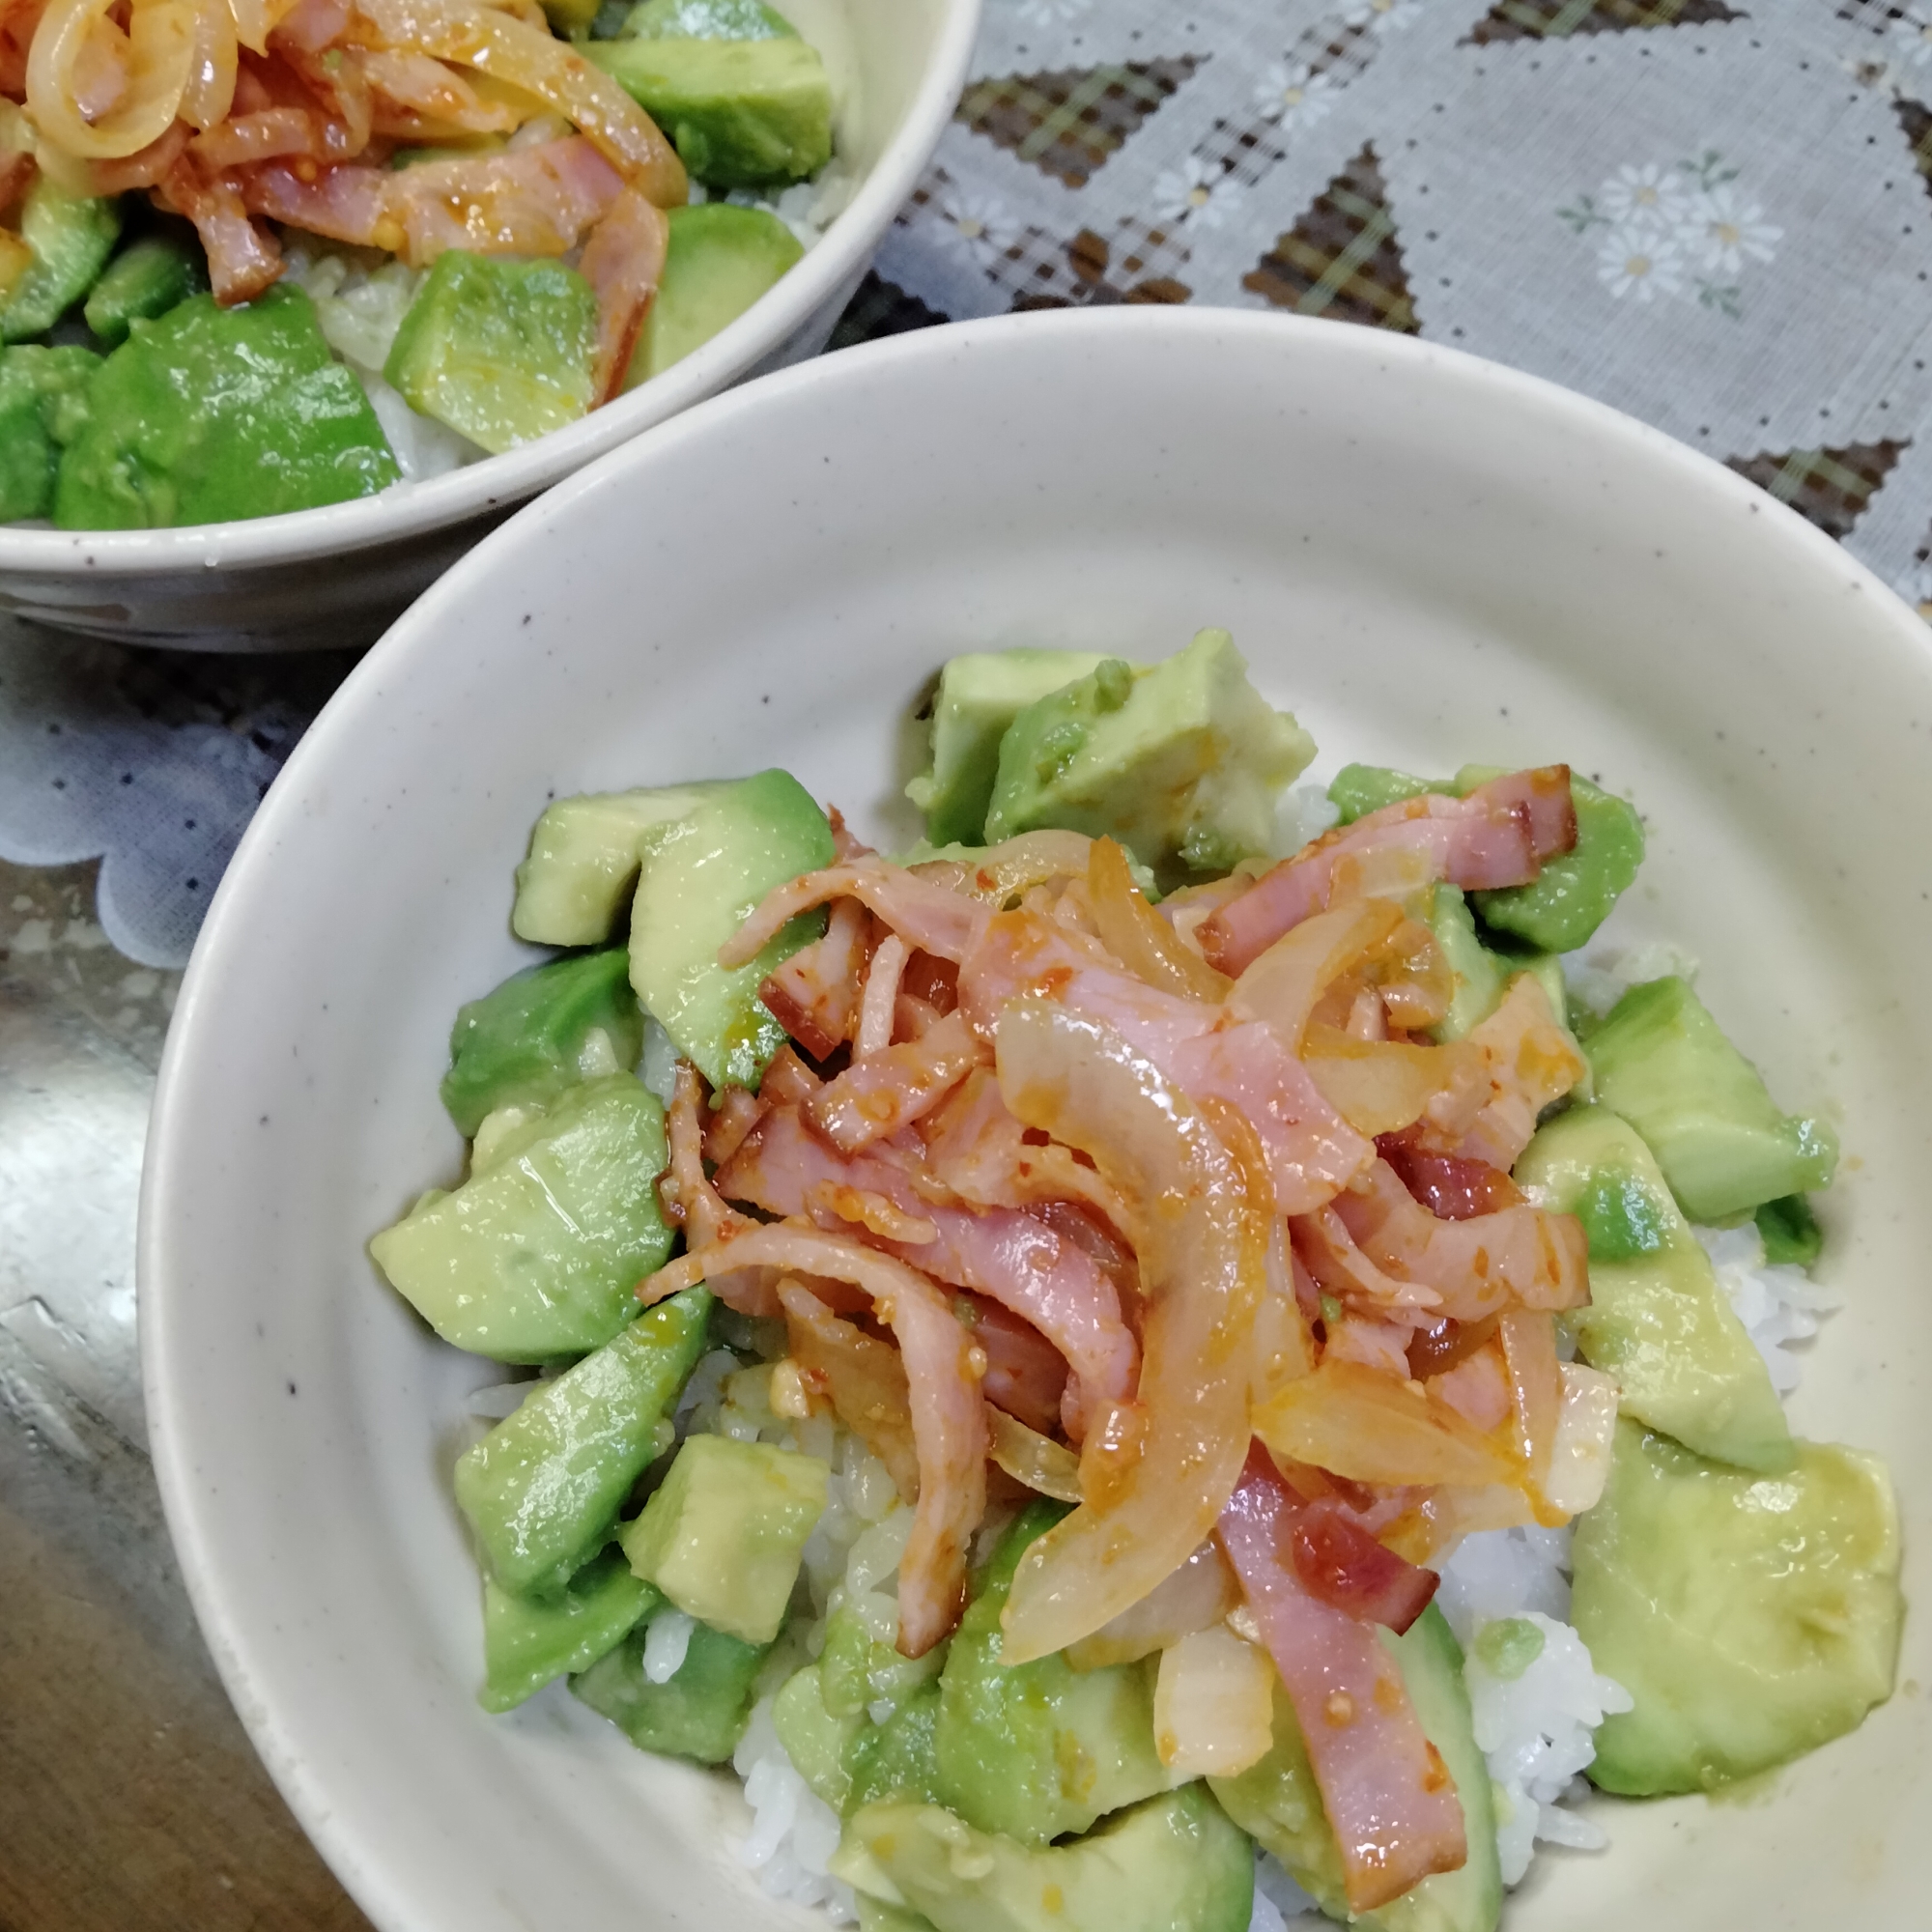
[
  {"left": 137, "top": 303, "right": 1932, "bottom": 1932},
  {"left": 0, "top": 0, "right": 981, "bottom": 577}
]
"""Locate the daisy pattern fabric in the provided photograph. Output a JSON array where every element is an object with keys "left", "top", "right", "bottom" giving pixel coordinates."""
[{"left": 870, "top": 0, "right": 1932, "bottom": 612}]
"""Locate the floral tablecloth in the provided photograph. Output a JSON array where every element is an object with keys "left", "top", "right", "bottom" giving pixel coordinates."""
[{"left": 8, "top": 0, "right": 1932, "bottom": 968}]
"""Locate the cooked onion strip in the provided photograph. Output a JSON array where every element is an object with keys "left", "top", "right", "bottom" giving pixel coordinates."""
[
  {"left": 985, "top": 1406, "right": 1082, "bottom": 1503},
  {"left": 29, "top": 0, "right": 197, "bottom": 160}
]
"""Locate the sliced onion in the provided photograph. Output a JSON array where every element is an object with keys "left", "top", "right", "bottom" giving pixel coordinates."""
[
  {"left": 1302, "top": 1030, "right": 1485, "bottom": 1138},
  {"left": 355, "top": 0, "right": 685, "bottom": 201},
  {"left": 911, "top": 829, "right": 1097, "bottom": 906},
  {"left": 179, "top": 0, "right": 236, "bottom": 128},
  {"left": 1064, "top": 1539, "right": 1239, "bottom": 1670},
  {"left": 1541, "top": 1360, "right": 1619, "bottom": 1516},
  {"left": 1496, "top": 1308, "right": 1560, "bottom": 1488},
  {"left": 1228, "top": 898, "right": 1405, "bottom": 1051},
  {"left": 1152, "top": 1624, "right": 1275, "bottom": 1776},
  {"left": 1254, "top": 1356, "right": 1519, "bottom": 1491},
  {"left": 991, "top": 998, "right": 1263, "bottom": 1664},
  {"left": 1086, "top": 837, "right": 1231, "bottom": 1003},
  {"left": 29, "top": 0, "right": 196, "bottom": 160},
  {"left": 985, "top": 1406, "right": 1082, "bottom": 1503}
]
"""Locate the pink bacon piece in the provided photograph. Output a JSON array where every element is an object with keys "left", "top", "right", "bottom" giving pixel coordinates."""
[
  {"left": 382, "top": 136, "right": 623, "bottom": 265},
  {"left": 806, "top": 1010, "right": 989, "bottom": 1153},
  {"left": 163, "top": 157, "right": 283, "bottom": 303},
  {"left": 643, "top": 1222, "right": 987, "bottom": 1657},
  {"left": 1199, "top": 768, "right": 1578, "bottom": 977},
  {"left": 722, "top": 859, "right": 991, "bottom": 971},
  {"left": 1218, "top": 1447, "right": 1467, "bottom": 1913},
  {"left": 760, "top": 896, "right": 874, "bottom": 1059},
  {"left": 581, "top": 185, "right": 667, "bottom": 405},
  {"left": 1329, "top": 1159, "right": 1589, "bottom": 1321},
  {"left": 717, "top": 1105, "right": 1137, "bottom": 1435}
]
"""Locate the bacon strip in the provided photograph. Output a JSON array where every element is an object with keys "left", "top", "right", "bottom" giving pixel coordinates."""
[
  {"left": 646, "top": 1223, "right": 987, "bottom": 1657},
  {"left": 1218, "top": 1447, "right": 1467, "bottom": 1913},
  {"left": 1427, "top": 973, "right": 1585, "bottom": 1171},
  {"left": 717, "top": 1106, "right": 1136, "bottom": 1435},
  {"left": 1378, "top": 1134, "right": 1524, "bottom": 1221},
  {"left": 723, "top": 860, "right": 991, "bottom": 970},
  {"left": 581, "top": 185, "right": 666, "bottom": 405},
  {"left": 239, "top": 157, "right": 396, "bottom": 250},
  {"left": 760, "top": 895, "right": 873, "bottom": 1059},
  {"left": 657, "top": 1064, "right": 776, "bottom": 1317},
  {"left": 162, "top": 156, "right": 282, "bottom": 302},
  {"left": 1327, "top": 1159, "right": 1589, "bottom": 1321},
  {"left": 381, "top": 135, "right": 623, "bottom": 265},
  {"left": 1290, "top": 1495, "right": 1439, "bottom": 1634},
  {"left": 1199, "top": 768, "right": 1578, "bottom": 977},
  {"left": 805, "top": 1009, "right": 987, "bottom": 1153}
]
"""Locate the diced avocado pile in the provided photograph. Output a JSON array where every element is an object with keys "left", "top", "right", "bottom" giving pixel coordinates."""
[
  {"left": 367, "top": 639, "right": 1901, "bottom": 1932},
  {"left": 0, "top": 0, "right": 828, "bottom": 527}
]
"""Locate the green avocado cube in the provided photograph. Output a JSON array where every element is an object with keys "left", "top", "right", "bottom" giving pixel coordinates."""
[
  {"left": 587, "top": 36, "right": 833, "bottom": 187},
  {"left": 626, "top": 768, "right": 837, "bottom": 1091},
  {"left": 1326, "top": 762, "right": 1436, "bottom": 824},
  {"left": 83, "top": 234, "right": 207, "bottom": 346},
  {"left": 0, "top": 345, "right": 99, "bottom": 520},
  {"left": 625, "top": 0, "right": 798, "bottom": 36},
  {"left": 931, "top": 1501, "right": 1176, "bottom": 1848},
  {"left": 53, "top": 286, "right": 397, "bottom": 528},
  {"left": 384, "top": 251, "right": 596, "bottom": 457},
  {"left": 511, "top": 782, "right": 730, "bottom": 947},
  {"left": 1574, "top": 1420, "right": 1901, "bottom": 1794},
  {"left": 620, "top": 1433, "right": 828, "bottom": 1643},
  {"left": 821, "top": 1600, "right": 944, "bottom": 1719},
  {"left": 440, "top": 948, "right": 644, "bottom": 1139},
  {"left": 1754, "top": 1193, "right": 1823, "bottom": 1266},
  {"left": 572, "top": 1605, "right": 772, "bottom": 1762},
  {"left": 1586, "top": 975, "right": 1838, "bottom": 1223},
  {"left": 845, "top": 1788, "right": 1254, "bottom": 1932},
  {"left": 453, "top": 1288, "right": 713, "bottom": 1597},
  {"left": 905, "top": 648, "right": 1112, "bottom": 848},
  {"left": 773, "top": 1663, "right": 862, "bottom": 1809},
  {"left": 1514, "top": 1105, "right": 1792, "bottom": 1472},
  {"left": 983, "top": 628, "right": 1315, "bottom": 888},
  {"left": 0, "top": 180, "right": 120, "bottom": 342},
  {"left": 370, "top": 1073, "right": 677, "bottom": 1361},
  {"left": 844, "top": 1682, "right": 946, "bottom": 1812},
  {"left": 627, "top": 203, "right": 803, "bottom": 385},
  {"left": 480, "top": 1547, "right": 660, "bottom": 1712}
]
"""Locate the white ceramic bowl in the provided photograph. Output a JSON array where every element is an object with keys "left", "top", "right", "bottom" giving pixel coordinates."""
[
  {"left": 142, "top": 309, "right": 1931, "bottom": 1932},
  {"left": 0, "top": 0, "right": 978, "bottom": 653}
]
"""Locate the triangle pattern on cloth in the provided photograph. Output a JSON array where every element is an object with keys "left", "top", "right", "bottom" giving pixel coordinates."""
[
  {"left": 956, "top": 58, "right": 1204, "bottom": 189},
  {"left": 1242, "top": 146, "right": 1418, "bottom": 333},
  {"left": 1465, "top": 0, "right": 1740, "bottom": 45},
  {"left": 1896, "top": 98, "right": 1932, "bottom": 201},
  {"left": 1725, "top": 440, "right": 1909, "bottom": 540},
  {"left": 1012, "top": 230, "right": 1193, "bottom": 309},
  {"left": 828, "top": 272, "right": 951, "bottom": 351}
]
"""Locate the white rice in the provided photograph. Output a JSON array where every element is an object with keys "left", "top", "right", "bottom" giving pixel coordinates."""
[
  {"left": 1559, "top": 938, "right": 1700, "bottom": 1023},
  {"left": 1695, "top": 1221, "right": 1839, "bottom": 1394}
]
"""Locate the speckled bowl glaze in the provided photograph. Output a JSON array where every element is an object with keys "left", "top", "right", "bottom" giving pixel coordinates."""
[
  {"left": 143, "top": 309, "right": 1929, "bottom": 1932},
  {"left": 0, "top": 0, "right": 978, "bottom": 653}
]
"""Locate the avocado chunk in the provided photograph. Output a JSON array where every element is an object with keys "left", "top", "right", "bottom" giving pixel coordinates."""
[
  {"left": 384, "top": 251, "right": 596, "bottom": 456},
  {"left": 932, "top": 1501, "right": 1174, "bottom": 1847},
  {"left": 0, "top": 345, "right": 99, "bottom": 520},
  {"left": 1209, "top": 1605, "right": 1501, "bottom": 1932},
  {"left": 1574, "top": 1419, "right": 1902, "bottom": 1794},
  {"left": 775, "top": 1662, "right": 864, "bottom": 1809},
  {"left": 1326, "top": 762, "right": 1436, "bottom": 824},
  {"left": 1585, "top": 976, "right": 1838, "bottom": 1223},
  {"left": 571, "top": 1603, "right": 771, "bottom": 1761},
  {"left": 848, "top": 1680, "right": 947, "bottom": 1810},
  {"left": 1514, "top": 1106, "right": 1791, "bottom": 1471},
  {"left": 83, "top": 234, "right": 207, "bottom": 346},
  {"left": 53, "top": 285, "right": 397, "bottom": 528},
  {"left": 453, "top": 1287, "right": 713, "bottom": 1597},
  {"left": 1423, "top": 885, "right": 1508, "bottom": 1042},
  {"left": 620, "top": 1433, "right": 828, "bottom": 1644},
  {"left": 588, "top": 36, "right": 833, "bottom": 186},
  {"left": 439, "top": 948, "right": 644, "bottom": 1138},
  {"left": 627, "top": 767, "right": 837, "bottom": 1091},
  {"left": 626, "top": 0, "right": 798, "bottom": 37},
  {"left": 845, "top": 1786, "right": 1254, "bottom": 1932},
  {"left": 905, "top": 648, "right": 1113, "bottom": 847},
  {"left": 627, "top": 203, "right": 803, "bottom": 385},
  {"left": 822, "top": 1597, "right": 946, "bottom": 1719},
  {"left": 0, "top": 180, "right": 121, "bottom": 342},
  {"left": 480, "top": 1546, "right": 660, "bottom": 1712},
  {"left": 370, "top": 1072, "right": 677, "bottom": 1361},
  {"left": 1754, "top": 1192, "right": 1823, "bottom": 1266},
  {"left": 511, "top": 782, "right": 730, "bottom": 948},
  {"left": 982, "top": 629, "right": 1316, "bottom": 888}
]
